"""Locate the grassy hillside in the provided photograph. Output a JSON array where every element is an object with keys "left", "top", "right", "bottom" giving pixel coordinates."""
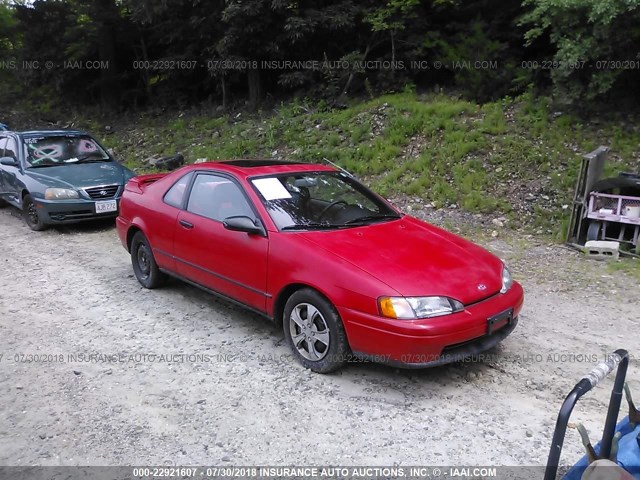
[{"left": 82, "top": 90, "right": 640, "bottom": 236}]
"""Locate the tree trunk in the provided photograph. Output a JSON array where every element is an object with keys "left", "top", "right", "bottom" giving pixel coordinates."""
[
  {"left": 139, "top": 35, "right": 151, "bottom": 100},
  {"left": 95, "top": 0, "right": 119, "bottom": 110},
  {"left": 391, "top": 31, "right": 396, "bottom": 63},
  {"left": 341, "top": 40, "right": 373, "bottom": 98},
  {"left": 247, "top": 67, "right": 262, "bottom": 110},
  {"left": 221, "top": 75, "right": 227, "bottom": 110}
]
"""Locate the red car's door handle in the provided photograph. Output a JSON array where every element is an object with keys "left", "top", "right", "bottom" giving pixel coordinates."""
[{"left": 179, "top": 219, "right": 194, "bottom": 229}]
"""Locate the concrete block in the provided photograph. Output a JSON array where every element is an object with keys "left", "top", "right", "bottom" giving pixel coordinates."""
[{"left": 584, "top": 240, "right": 620, "bottom": 260}]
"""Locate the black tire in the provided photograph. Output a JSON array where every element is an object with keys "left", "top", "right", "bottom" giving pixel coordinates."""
[
  {"left": 130, "top": 231, "right": 167, "bottom": 289},
  {"left": 22, "top": 194, "right": 47, "bottom": 231},
  {"left": 283, "top": 288, "right": 349, "bottom": 373},
  {"left": 0, "top": 197, "right": 7, "bottom": 208},
  {"left": 587, "top": 221, "right": 602, "bottom": 242}
]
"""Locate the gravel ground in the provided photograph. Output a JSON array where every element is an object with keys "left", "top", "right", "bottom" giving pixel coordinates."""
[{"left": 0, "top": 204, "right": 639, "bottom": 468}]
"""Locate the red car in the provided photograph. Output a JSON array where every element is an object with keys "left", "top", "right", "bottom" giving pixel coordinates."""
[{"left": 116, "top": 160, "right": 524, "bottom": 373}]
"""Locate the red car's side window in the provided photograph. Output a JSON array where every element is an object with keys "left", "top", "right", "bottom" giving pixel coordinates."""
[
  {"left": 163, "top": 172, "right": 193, "bottom": 208},
  {"left": 187, "top": 173, "right": 254, "bottom": 221}
]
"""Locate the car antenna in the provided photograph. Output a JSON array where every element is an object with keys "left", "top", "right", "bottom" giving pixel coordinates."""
[{"left": 322, "top": 157, "right": 355, "bottom": 178}]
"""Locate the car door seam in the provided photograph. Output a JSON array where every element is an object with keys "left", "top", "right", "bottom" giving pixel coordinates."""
[{"left": 154, "top": 247, "right": 272, "bottom": 298}]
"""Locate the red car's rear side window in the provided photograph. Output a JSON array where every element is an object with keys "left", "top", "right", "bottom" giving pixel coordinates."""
[{"left": 163, "top": 172, "right": 193, "bottom": 208}]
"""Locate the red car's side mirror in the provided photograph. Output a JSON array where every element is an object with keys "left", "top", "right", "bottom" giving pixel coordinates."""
[{"left": 223, "top": 216, "right": 265, "bottom": 236}]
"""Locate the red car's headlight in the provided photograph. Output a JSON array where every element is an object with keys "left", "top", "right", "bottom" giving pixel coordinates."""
[
  {"left": 378, "top": 296, "right": 464, "bottom": 320},
  {"left": 501, "top": 264, "right": 513, "bottom": 294}
]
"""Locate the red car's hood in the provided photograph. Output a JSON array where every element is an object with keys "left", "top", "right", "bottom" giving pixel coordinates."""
[{"left": 298, "top": 216, "right": 504, "bottom": 304}]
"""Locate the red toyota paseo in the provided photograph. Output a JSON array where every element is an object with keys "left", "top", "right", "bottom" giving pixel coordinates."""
[{"left": 116, "top": 160, "right": 524, "bottom": 373}]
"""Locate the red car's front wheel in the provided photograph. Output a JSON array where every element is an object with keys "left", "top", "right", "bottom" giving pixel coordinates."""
[{"left": 283, "top": 289, "right": 349, "bottom": 373}]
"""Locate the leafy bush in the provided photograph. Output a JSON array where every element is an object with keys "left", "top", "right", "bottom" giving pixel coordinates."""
[{"left": 521, "top": 0, "right": 640, "bottom": 102}]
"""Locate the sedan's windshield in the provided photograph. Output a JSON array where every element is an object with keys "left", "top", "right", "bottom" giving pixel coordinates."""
[
  {"left": 23, "top": 135, "right": 110, "bottom": 167},
  {"left": 250, "top": 171, "right": 400, "bottom": 230}
]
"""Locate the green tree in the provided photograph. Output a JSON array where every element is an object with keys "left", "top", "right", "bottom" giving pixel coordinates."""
[
  {"left": 0, "top": 0, "right": 16, "bottom": 102},
  {"left": 217, "top": 0, "right": 285, "bottom": 108},
  {"left": 72, "top": 0, "right": 123, "bottom": 109},
  {"left": 521, "top": 0, "right": 640, "bottom": 102},
  {"left": 0, "top": 0, "right": 15, "bottom": 56},
  {"left": 126, "top": 0, "right": 225, "bottom": 106},
  {"left": 13, "top": 0, "right": 132, "bottom": 109},
  {"left": 276, "top": 0, "right": 368, "bottom": 97},
  {"left": 366, "top": 0, "right": 420, "bottom": 64},
  {"left": 13, "top": 1, "right": 75, "bottom": 95}
]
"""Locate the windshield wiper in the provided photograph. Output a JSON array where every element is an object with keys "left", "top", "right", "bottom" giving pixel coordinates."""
[
  {"left": 28, "top": 163, "right": 59, "bottom": 168},
  {"left": 343, "top": 214, "right": 401, "bottom": 225},
  {"left": 281, "top": 223, "right": 351, "bottom": 231},
  {"left": 74, "top": 155, "right": 110, "bottom": 164}
]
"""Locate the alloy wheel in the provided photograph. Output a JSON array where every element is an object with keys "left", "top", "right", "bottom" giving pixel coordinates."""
[{"left": 288, "top": 303, "right": 330, "bottom": 361}]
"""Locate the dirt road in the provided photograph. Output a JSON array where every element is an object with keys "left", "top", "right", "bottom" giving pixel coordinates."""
[{"left": 1, "top": 205, "right": 639, "bottom": 468}]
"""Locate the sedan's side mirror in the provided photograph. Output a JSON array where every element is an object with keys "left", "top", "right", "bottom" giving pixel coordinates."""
[
  {"left": 223, "top": 216, "right": 265, "bottom": 236},
  {"left": 0, "top": 156, "right": 18, "bottom": 167}
]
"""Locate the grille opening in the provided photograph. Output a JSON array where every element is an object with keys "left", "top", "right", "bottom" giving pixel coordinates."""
[
  {"left": 50, "top": 210, "right": 93, "bottom": 216},
  {"left": 85, "top": 185, "right": 119, "bottom": 199},
  {"left": 440, "top": 320, "right": 516, "bottom": 359}
]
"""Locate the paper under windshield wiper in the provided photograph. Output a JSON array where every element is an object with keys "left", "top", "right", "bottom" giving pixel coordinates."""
[{"left": 344, "top": 214, "right": 401, "bottom": 225}]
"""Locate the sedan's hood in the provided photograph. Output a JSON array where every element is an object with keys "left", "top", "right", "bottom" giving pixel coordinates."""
[
  {"left": 299, "top": 216, "right": 504, "bottom": 304},
  {"left": 25, "top": 162, "right": 126, "bottom": 189}
]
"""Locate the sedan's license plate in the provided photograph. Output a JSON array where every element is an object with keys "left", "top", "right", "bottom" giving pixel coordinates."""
[
  {"left": 95, "top": 200, "right": 117, "bottom": 213},
  {"left": 487, "top": 308, "right": 512, "bottom": 335}
]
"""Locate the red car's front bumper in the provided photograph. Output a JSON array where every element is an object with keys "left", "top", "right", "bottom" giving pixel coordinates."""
[{"left": 339, "top": 282, "right": 524, "bottom": 368}]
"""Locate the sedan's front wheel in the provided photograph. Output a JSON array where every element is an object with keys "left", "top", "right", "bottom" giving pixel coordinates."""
[
  {"left": 283, "top": 289, "right": 349, "bottom": 373},
  {"left": 131, "top": 231, "right": 167, "bottom": 289},
  {"left": 22, "top": 194, "right": 47, "bottom": 231}
]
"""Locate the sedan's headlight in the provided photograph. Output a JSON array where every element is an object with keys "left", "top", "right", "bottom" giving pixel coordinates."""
[
  {"left": 378, "top": 296, "right": 464, "bottom": 320},
  {"left": 500, "top": 264, "right": 513, "bottom": 294},
  {"left": 45, "top": 188, "right": 79, "bottom": 200}
]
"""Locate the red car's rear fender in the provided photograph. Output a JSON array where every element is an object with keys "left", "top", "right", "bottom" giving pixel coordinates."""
[
  {"left": 127, "top": 215, "right": 157, "bottom": 245},
  {"left": 124, "top": 221, "right": 145, "bottom": 251}
]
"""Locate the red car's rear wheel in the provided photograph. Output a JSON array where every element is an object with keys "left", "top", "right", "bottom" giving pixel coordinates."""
[
  {"left": 131, "top": 231, "right": 167, "bottom": 289},
  {"left": 283, "top": 288, "right": 348, "bottom": 373}
]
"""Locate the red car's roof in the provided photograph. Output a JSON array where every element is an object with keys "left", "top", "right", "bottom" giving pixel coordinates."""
[{"left": 183, "top": 160, "right": 337, "bottom": 178}]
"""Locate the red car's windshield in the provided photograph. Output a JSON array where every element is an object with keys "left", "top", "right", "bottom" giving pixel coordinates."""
[{"left": 250, "top": 171, "right": 400, "bottom": 230}]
